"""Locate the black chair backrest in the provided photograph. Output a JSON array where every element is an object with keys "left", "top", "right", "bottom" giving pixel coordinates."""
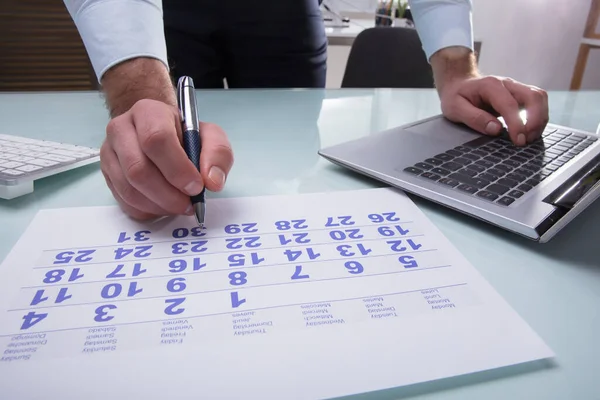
[{"left": 341, "top": 27, "right": 435, "bottom": 89}]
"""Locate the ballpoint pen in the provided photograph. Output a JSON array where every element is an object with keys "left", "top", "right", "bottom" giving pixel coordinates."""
[{"left": 176, "top": 76, "right": 205, "bottom": 226}]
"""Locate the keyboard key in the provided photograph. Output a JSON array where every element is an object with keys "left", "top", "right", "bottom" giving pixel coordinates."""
[
  {"left": 435, "top": 153, "right": 454, "bottom": 161},
  {"left": 425, "top": 158, "right": 443, "bottom": 166},
  {"left": 471, "top": 150, "right": 488, "bottom": 157},
  {"left": 518, "top": 183, "right": 533, "bottom": 192},
  {"left": 506, "top": 172, "right": 528, "bottom": 182},
  {"left": 0, "top": 161, "right": 25, "bottom": 169},
  {"left": 476, "top": 190, "right": 499, "bottom": 201},
  {"left": 446, "top": 149, "right": 463, "bottom": 157},
  {"left": 440, "top": 161, "right": 463, "bottom": 172},
  {"left": 421, "top": 172, "right": 441, "bottom": 181},
  {"left": 551, "top": 144, "right": 570, "bottom": 152},
  {"left": 415, "top": 162, "right": 433, "bottom": 170},
  {"left": 479, "top": 172, "right": 500, "bottom": 182},
  {"left": 510, "top": 155, "right": 528, "bottom": 164},
  {"left": 486, "top": 168, "right": 506, "bottom": 177},
  {"left": 465, "top": 164, "right": 486, "bottom": 173},
  {"left": 502, "top": 159, "right": 521, "bottom": 168},
  {"left": 1, "top": 169, "right": 24, "bottom": 176},
  {"left": 457, "top": 184, "right": 479, "bottom": 194},
  {"left": 484, "top": 156, "right": 502, "bottom": 164},
  {"left": 49, "top": 150, "right": 90, "bottom": 160},
  {"left": 454, "top": 146, "right": 472, "bottom": 152},
  {"left": 28, "top": 158, "right": 60, "bottom": 167},
  {"left": 40, "top": 154, "right": 75, "bottom": 163},
  {"left": 459, "top": 168, "right": 478, "bottom": 177},
  {"left": 438, "top": 177, "right": 460, "bottom": 187},
  {"left": 475, "top": 159, "right": 494, "bottom": 168},
  {"left": 486, "top": 183, "right": 511, "bottom": 195},
  {"left": 431, "top": 167, "right": 451, "bottom": 176},
  {"left": 515, "top": 168, "right": 533, "bottom": 177},
  {"left": 497, "top": 178, "right": 519, "bottom": 188},
  {"left": 10, "top": 155, "right": 35, "bottom": 163},
  {"left": 403, "top": 167, "right": 423, "bottom": 175},
  {"left": 453, "top": 157, "right": 473, "bottom": 165},
  {"left": 448, "top": 173, "right": 490, "bottom": 188},
  {"left": 494, "top": 164, "right": 512, "bottom": 173},
  {"left": 526, "top": 177, "right": 542, "bottom": 187},
  {"left": 0, "top": 153, "right": 17, "bottom": 160},
  {"left": 16, "top": 164, "right": 43, "bottom": 172},
  {"left": 462, "top": 153, "right": 480, "bottom": 161},
  {"left": 508, "top": 190, "right": 524, "bottom": 198},
  {"left": 497, "top": 196, "right": 515, "bottom": 206}
]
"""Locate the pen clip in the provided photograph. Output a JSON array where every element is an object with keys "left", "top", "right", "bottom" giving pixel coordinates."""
[{"left": 176, "top": 76, "right": 200, "bottom": 132}]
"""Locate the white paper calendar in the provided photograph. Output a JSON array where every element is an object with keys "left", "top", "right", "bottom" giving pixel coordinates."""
[{"left": 0, "top": 187, "right": 552, "bottom": 399}]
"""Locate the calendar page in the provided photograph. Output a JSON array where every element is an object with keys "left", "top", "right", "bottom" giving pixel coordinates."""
[{"left": 0, "top": 187, "right": 552, "bottom": 399}]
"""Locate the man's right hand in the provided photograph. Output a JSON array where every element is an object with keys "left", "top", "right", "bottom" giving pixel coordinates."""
[
  {"left": 101, "top": 99, "right": 233, "bottom": 221},
  {"left": 98, "top": 58, "right": 234, "bottom": 221}
]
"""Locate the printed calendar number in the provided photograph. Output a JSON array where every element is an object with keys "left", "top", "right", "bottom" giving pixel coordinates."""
[
  {"left": 101, "top": 282, "right": 143, "bottom": 299},
  {"left": 165, "top": 298, "right": 186, "bottom": 315},
  {"left": 387, "top": 239, "right": 422, "bottom": 252},
  {"left": 114, "top": 245, "right": 152, "bottom": 260},
  {"left": 275, "top": 219, "right": 308, "bottom": 230},
  {"left": 225, "top": 237, "right": 261, "bottom": 249},
  {"left": 172, "top": 226, "right": 206, "bottom": 238},
  {"left": 336, "top": 244, "right": 372, "bottom": 257},
  {"left": 94, "top": 305, "right": 116, "bottom": 322},
  {"left": 167, "top": 278, "right": 187, "bottom": 293},
  {"left": 284, "top": 248, "right": 321, "bottom": 262},
  {"left": 344, "top": 261, "right": 364, "bottom": 274},
  {"left": 21, "top": 311, "right": 48, "bottom": 330},
  {"left": 106, "top": 263, "right": 146, "bottom": 278},
  {"left": 225, "top": 223, "right": 258, "bottom": 234},
  {"left": 228, "top": 271, "right": 248, "bottom": 286},
  {"left": 291, "top": 265, "right": 309, "bottom": 280},
  {"left": 377, "top": 225, "right": 410, "bottom": 237},
  {"left": 228, "top": 253, "right": 265, "bottom": 267},
  {"left": 230, "top": 292, "right": 246, "bottom": 308},
  {"left": 171, "top": 241, "right": 208, "bottom": 254},
  {"left": 117, "top": 230, "right": 151, "bottom": 243},
  {"left": 368, "top": 212, "right": 401, "bottom": 223},
  {"left": 169, "top": 258, "right": 206, "bottom": 273},
  {"left": 278, "top": 232, "right": 310, "bottom": 245},
  {"left": 53, "top": 249, "right": 95, "bottom": 265},
  {"left": 329, "top": 228, "right": 363, "bottom": 241},
  {"left": 325, "top": 215, "right": 355, "bottom": 227},
  {"left": 30, "top": 287, "right": 72, "bottom": 306},
  {"left": 43, "top": 268, "right": 84, "bottom": 284},
  {"left": 399, "top": 255, "right": 418, "bottom": 268}
]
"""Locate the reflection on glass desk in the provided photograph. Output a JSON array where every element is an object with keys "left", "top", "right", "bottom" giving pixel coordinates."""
[{"left": 0, "top": 88, "right": 599, "bottom": 399}]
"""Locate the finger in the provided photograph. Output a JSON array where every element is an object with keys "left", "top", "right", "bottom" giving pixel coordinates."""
[
  {"left": 107, "top": 109, "right": 192, "bottom": 215},
  {"left": 131, "top": 100, "right": 205, "bottom": 197},
  {"left": 443, "top": 95, "right": 504, "bottom": 136},
  {"left": 100, "top": 140, "right": 172, "bottom": 217},
  {"left": 102, "top": 166, "right": 157, "bottom": 221},
  {"left": 198, "top": 122, "right": 234, "bottom": 192},
  {"left": 479, "top": 78, "right": 527, "bottom": 146},
  {"left": 503, "top": 79, "right": 549, "bottom": 143}
]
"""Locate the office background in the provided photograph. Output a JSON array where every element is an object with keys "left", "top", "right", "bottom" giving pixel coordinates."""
[{"left": 0, "top": 0, "right": 598, "bottom": 92}]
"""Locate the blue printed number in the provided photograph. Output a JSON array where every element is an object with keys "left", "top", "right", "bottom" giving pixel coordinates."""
[
  {"left": 117, "top": 230, "right": 150, "bottom": 243},
  {"left": 101, "top": 282, "right": 143, "bottom": 299},
  {"left": 231, "top": 292, "right": 246, "bottom": 308},
  {"left": 399, "top": 255, "right": 418, "bottom": 268},
  {"left": 21, "top": 311, "right": 48, "bottom": 330},
  {"left": 53, "top": 249, "right": 95, "bottom": 265},
  {"left": 30, "top": 287, "right": 72, "bottom": 306},
  {"left": 329, "top": 228, "right": 363, "bottom": 241},
  {"left": 114, "top": 245, "right": 152, "bottom": 260},
  {"left": 368, "top": 212, "right": 400, "bottom": 223},
  {"left": 94, "top": 305, "right": 116, "bottom": 322},
  {"left": 43, "top": 268, "right": 84, "bottom": 284},
  {"left": 278, "top": 233, "right": 310, "bottom": 245},
  {"left": 325, "top": 215, "right": 355, "bottom": 227},
  {"left": 275, "top": 219, "right": 308, "bottom": 230},
  {"left": 378, "top": 225, "right": 410, "bottom": 237},
  {"left": 387, "top": 239, "right": 422, "bottom": 252},
  {"left": 229, "top": 271, "right": 248, "bottom": 286},
  {"left": 291, "top": 265, "right": 309, "bottom": 280},
  {"left": 336, "top": 244, "right": 372, "bottom": 257},
  {"left": 167, "top": 277, "right": 187, "bottom": 293},
  {"left": 225, "top": 237, "right": 261, "bottom": 249},
  {"left": 225, "top": 223, "right": 258, "bottom": 234},
  {"left": 165, "top": 298, "right": 186, "bottom": 315},
  {"left": 168, "top": 258, "right": 206, "bottom": 273},
  {"left": 171, "top": 241, "right": 208, "bottom": 254},
  {"left": 228, "top": 253, "right": 265, "bottom": 267},
  {"left": 106, "top": 263, "right": 146, "bottom": 278},
  {"left": 284, "top": 248, "right": 320, "bottom": 262},
  {"left": 172, "top": 226, "right": 206, "bottom": 238},
  {"left": 344, "top": 261, "right": 364, "bottom": 274}
]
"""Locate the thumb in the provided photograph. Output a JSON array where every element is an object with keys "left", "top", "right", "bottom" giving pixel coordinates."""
[
  {"left": 198, "top": 122, "right": 234, "bottom": 192},
  {"left": 444, "top": 96, "right": 504, "bottom": 137}
]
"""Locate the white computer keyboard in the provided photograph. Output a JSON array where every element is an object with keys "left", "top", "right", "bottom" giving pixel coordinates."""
[{"left": 0, "top": 134, "right": 100, "bottom": 200}]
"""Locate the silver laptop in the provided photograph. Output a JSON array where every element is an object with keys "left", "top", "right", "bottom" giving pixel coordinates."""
[{"left": 318, "top": 114, "right": 600, "bottom": 243}]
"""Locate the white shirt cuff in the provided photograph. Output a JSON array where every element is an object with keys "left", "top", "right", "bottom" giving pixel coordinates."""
[
  {"left": 409, "top": 0, "right": 474, "bottom": 61},
  {"left": 66, "top": 0, "right": 169, "bottom": 82}
]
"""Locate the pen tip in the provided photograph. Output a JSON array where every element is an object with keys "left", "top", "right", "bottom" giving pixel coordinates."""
[{"left": 193, "top": 202, "right": 206, "bottom": 227}]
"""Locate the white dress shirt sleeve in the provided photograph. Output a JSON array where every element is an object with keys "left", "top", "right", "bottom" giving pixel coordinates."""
[
  {"left": 407, "top": 0, "right": 474, "bottom": 61},
  {"left": 63, "top": 0, "right": 169, "bottom": 82}
]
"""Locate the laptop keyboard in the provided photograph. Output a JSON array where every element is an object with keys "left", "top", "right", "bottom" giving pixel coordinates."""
[{"left": 403, "top": 128, "right": 598, "bottom": 206}]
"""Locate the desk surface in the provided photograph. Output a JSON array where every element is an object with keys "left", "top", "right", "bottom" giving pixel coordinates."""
[{"left": 0, "top": 88, "right": 599, "bottom": 399}]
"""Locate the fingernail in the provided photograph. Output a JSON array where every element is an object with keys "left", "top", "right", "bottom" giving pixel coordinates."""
[
  {"left": 517, "top": 133, "right": 526, "bottom": 146},
  {"left": 185, "top": 204, "right": 194, "bottom": 215},
  {"left": 209, "top": 166, "right": 226, "bottom": 189},
  {"left": 485, "top": 121, "right": 500, "bottom": 135},
  {"left": 184, "top": 180, "right": 203, "bottom": 196}
]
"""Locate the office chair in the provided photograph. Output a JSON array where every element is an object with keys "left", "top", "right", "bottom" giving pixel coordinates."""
[{"left": 341, "top": 27, "right": 435, "bottom": 89}]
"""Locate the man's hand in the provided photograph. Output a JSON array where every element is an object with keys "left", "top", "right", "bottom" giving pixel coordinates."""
[
  {"left": 99, "top": 58, "right": 234, "bottom": 220},
  {"left": 431, "top": 47, "right": 549, "bottom": 146}
]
